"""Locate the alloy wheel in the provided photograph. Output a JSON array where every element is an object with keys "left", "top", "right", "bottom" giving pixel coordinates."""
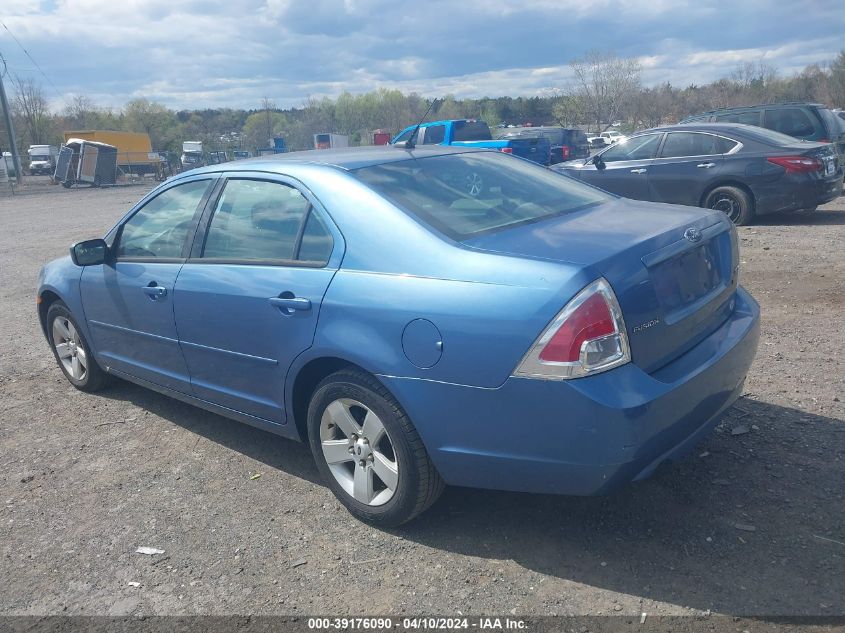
[
  {"left": 709, "top": 192, "right": 741, "bottom": 223},
  {"left": 319, "top": 398, "right": 399, "bottom": 506},
  {"left": 53, "top": 317, "right": 88, "bottom": 381}
]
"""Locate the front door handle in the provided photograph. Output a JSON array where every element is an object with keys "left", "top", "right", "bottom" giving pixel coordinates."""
[
  {"left": 269, "top": 295, "right": 311, "bottom": 315},
  {"left": 630, "top": 168, "right": 647, "bottom": 174},
  {"left": 697, "top": 162, "right": 716, "bottom": 168},
  {"left": 142, "top": 284, "right": 167, "bottom": 300}
]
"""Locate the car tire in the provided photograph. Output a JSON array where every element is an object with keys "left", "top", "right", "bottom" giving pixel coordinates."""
[
  {"left": 46, "top": 301, "right": 110, "bottom": 392},
  {"left": 307, "top": 369, "right": 444, "bottom": 527},
  {"left": 704, "top": 186, "right": 754, "bottom": 225}
]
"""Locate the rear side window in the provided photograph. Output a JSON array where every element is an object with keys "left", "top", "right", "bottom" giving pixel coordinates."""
[
  {"left": 117, "top": 179, "right": 209, "bottom": 259},
  {"left": 297, "top": 210, "right": 334, "bottom": 263},
  {"left": 452, "top": 121, "right": 492, "bottom": 142},
  {"left": 659, "top": 132, "right": 737, "bottom": 158},
  {"left": 600, "top": 134, "right": 661, "bottom": 162},
  {"left": 763, "top": 108, "right": 822, "bottom": 140},
  {"left": 568, "top": 130, "right": 588, "bottom": 144},
  {"left": 818, "top": 108, "right": 844, "bottom": 138},
  {"left": 202, "top": 179, "right": 314, "bottom": 262},
  {"left": 353, "top": 152, "right": 609, "bottom": 240},
  {"left": 422, "top": 125, "right": 445, "bottom": 145},
  {"left": 716, "top": 111, "right": 761, "bottom": 126}
]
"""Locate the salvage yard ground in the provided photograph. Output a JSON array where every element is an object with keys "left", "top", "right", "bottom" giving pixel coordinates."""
[{"left": 0, "top": 178, "right": 843, "bottom": 617}]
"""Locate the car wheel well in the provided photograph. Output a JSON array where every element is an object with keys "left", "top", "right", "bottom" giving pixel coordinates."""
[
  {"left": 38, "top": 290, "right": 62, "bottom": 337},
  {"left": 291, "top": 357, "right": 365, "bottom": 441},
  {"left": 700, "top": 181, "right": 756, "bottom": 213}
]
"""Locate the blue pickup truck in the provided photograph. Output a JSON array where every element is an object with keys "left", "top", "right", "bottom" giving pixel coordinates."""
[{"left": 392, "top": 119, "right": 551, "bottom": 165}]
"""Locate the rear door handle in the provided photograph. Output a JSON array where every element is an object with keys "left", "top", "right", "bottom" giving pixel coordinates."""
[
  {"left": 142, "top": 284, "right": 167, "bottom": 300},
  {"left": 630, "top": 168, "right": 647, "bottom": 174},
  {"left": 268, "top": 296, "right": 311, "bottom": 314},
  {"left": 697, "top": 162, "right": 716, "bottom": 168}
]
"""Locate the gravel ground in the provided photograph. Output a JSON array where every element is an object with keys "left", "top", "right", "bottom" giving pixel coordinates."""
[{"left": 0, "top": 177, "right": 843, "bottom": 619}]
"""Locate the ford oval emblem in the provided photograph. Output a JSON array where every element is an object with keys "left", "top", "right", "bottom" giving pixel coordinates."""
[{"left": 684, "top": 227, "right": 702, "bottom": 243}]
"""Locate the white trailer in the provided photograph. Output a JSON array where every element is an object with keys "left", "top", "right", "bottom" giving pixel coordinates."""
[{"left": 314, "top": 133, "right": 348, "bottom": 149}]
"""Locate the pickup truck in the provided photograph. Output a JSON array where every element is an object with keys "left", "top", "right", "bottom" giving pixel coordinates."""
[
  {"left": 392, "top": 119, "right": 551, "bottom": 165},
  {"left": 588, "top": 130, "right": 626, "bottom": 147}
]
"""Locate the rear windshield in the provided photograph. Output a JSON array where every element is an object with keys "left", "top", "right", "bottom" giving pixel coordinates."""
[
  {"left": 737, "top": 125, "right": 814, "bottom": 146},
  {"left": 353, "top": 152, "right": 610, "bottom": 240},
  {"left": 452, "top": 121, "right": 492, "bottom": 142}
]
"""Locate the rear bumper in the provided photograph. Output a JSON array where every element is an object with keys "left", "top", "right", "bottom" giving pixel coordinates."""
[
  {"left": 380, "top": 287, "right": 760, "bottom": 496},
  {"left": 754, "top": 172, "right": 843, "bottom": 215}
]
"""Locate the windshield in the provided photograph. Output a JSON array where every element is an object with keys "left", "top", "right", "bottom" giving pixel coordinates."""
[{"left": 353, "top": 152, "right": 610, "bottom": 240}]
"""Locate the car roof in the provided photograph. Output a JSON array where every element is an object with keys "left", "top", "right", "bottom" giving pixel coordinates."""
[
  {"left": 186, "top": 144, "right": 484, "bottom": 175},
  {"left": 690, "top": 102, "right": 826, "bottom": 116},
  {"left": 632, "top": 122, "right": 771, "bottom": 136}
]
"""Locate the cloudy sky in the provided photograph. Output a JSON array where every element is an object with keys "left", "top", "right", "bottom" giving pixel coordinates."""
[{"left": 1, "top": 0, "right": 843, "bottom": 111}]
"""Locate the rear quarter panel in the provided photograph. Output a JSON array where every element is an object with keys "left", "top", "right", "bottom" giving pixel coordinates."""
[{"left": 285, "top": 165, "right": 588, "bottom": 389}]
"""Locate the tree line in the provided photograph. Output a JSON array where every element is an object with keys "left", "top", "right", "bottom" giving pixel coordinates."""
[{"left": 2, "top": 50, "right": 844, "bottom": 157}]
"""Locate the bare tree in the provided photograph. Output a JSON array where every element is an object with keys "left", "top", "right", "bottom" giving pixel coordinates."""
[
  {"left": 63, "top": 94, "right": 99, "bottom": 129},
  {"left": 12, "top": 76, "right": 53, "bottom": 145},
  {"left": 570, "top": 51, "right": 641, "bottom": 132},
  {"left": 729, "top": 60, "right": 778, "bottom": 103}
]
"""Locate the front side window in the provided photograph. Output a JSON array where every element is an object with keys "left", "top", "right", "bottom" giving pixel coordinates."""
[
  {"left": 353, "top": 152, "right": 610, "bottom": 240},
  {"left": 716, "top": 111, "right": 761, "bottom": 126},
  {"left": 660, "top": 132, "right": 736, "bottom": 158},
  {"left": 599, "top": 134, "right": 662, "bottom": 163},
  {"left": 201, "top": 179, "right": 332, "bottom": 264},
  {"left": 116, "top": 179, "right": 210, "bottom": 259}
]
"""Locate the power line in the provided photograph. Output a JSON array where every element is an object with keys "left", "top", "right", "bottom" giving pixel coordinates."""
[{"left": 0, "top": 19, "right": 63, "bottom": 98}]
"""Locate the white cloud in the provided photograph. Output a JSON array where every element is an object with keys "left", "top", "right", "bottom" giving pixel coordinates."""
[{"left": 0, "top": 0, "right": 842, "bottom": 110}]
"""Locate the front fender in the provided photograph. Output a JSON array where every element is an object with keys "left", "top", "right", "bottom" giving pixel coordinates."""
[{"left": 37, "top": 256, "right": 88, "bottom": 343}]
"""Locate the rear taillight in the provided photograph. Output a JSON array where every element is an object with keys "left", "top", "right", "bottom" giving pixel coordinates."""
[
  {"left": 767, "top": 156, "right": 823, "bottom": 173},
  {"left": 513, "top": 278, "right": 630, "bottom": 380},
  {"left": 562, "top": 145, "right": 570, "bottom": 159},
  {"left": 499, "top": 147, "right": 513, "bottom": 154}
]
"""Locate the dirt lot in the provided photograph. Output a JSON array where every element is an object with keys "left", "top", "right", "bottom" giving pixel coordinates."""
[{"left": 0, "top": 177, "right": 843, "bottom": 619}]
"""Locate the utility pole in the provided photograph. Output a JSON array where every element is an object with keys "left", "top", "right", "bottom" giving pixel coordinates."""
[{"left": 0, "top": 53, "right": 23, "bottom": 185}]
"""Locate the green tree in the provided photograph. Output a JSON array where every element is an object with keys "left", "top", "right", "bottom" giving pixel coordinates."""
[{"left": 123, "top": 98, "right": 175, "bottom": 148}]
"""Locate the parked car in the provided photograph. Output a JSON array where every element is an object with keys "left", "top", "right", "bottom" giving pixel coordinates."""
[
  {"left": 587, "top": 133, "right": 607, "bottom": 148},
  {"left": 681, "top": 102, "right": 845, "bottom": 157},
  {"left": 500, "top": 127, "right": 590, "bottom": 164},
  {"left": 600, "top": 130, "right": 627, "bottom": 145},
  {"left": 38, "top": 145, "right": 760, "bottom": 526},
  {"left": 553, "top": 123, "right": 843, "bottom": 225},
  {"left": 392, "top": 119, "right": 551, "bottom": 167}
]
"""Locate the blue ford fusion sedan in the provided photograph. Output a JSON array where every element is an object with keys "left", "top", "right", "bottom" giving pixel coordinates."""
[{"left": 37, "top": 146, "right": 760, "bottom": 526}]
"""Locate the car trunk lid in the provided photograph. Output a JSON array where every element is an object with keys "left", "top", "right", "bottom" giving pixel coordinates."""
[{"left": 462, "top": 198, "right": 738, "bottom": 373}]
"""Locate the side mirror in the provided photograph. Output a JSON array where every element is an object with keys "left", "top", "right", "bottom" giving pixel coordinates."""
[
  {"left": 593, "top": 155, "right": 606, "bottom": 171},
  {"left": 70, "top": 239, "right": 108, "bottom": 266}
]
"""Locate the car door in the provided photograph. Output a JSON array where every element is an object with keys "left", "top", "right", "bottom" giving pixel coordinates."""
[
  {"left": 79, "top": 176, "right": 216, "bottom": 392},
  {"left": 578, "top": 133, "right": 663, "bottom": 200},
  {"left": 646, "top": 132, "right": 734, "bottom": 206},
  {"left": 173, "top": 174, "right": 341, "bottom": 424}
]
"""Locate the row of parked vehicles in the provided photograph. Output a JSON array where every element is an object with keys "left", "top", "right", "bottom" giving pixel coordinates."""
[{"left": 391, "top": 101, "right": 845, "bottom": 225}]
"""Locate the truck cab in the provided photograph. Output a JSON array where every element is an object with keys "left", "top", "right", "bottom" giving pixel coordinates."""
[{"left": 392, "top": 120, "right": 551, "bottom": 165}]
